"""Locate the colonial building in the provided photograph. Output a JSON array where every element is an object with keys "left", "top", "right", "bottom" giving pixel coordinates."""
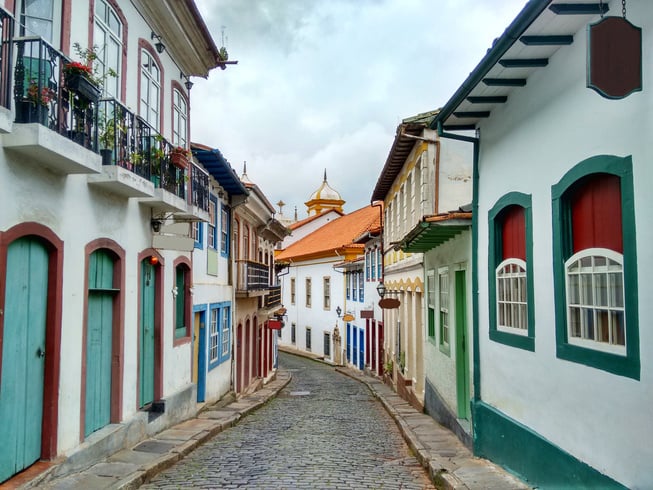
[
  {"left": 384, "top": 115, "right": 475, "bottom": 445},
  {"left": 0, "top": 0, "right": 222, "bottom": 482},
  {"left": 371, "top": 111, "right": 440, "bottom": 409},
  {"left": 233, "top": 165, "right": 289, "bottom": 394},
  {"left": 190, "top": 145, "right": 248, "bottom": 405},
  {"left": 430, "top": 1, "right": 651, "bottom": 487},
  {"left": 277, "top": 175, "right": 380, "bottom": 365}
]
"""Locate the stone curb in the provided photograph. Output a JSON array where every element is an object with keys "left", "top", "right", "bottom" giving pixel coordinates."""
[{"left": 29, "top": 371, "right": 292, "bottom": 490}]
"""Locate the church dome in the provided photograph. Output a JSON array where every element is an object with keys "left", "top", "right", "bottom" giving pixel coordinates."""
[{"left": 305, "top": 169, "right": 345, "bottom": 216}]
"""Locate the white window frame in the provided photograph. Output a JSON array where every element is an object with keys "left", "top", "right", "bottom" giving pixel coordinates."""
[
  {"left": 172, "top": 88, "right": 188, "bottom": 147},
  {"left": 94, "top": 0, "right": 122, "bottom": 98},
  {"left": 306, "top": 277, "right": 312, "bottom": 307},
  {"left": 209, "top": 307, "right": 219, "bottom": 363},
  {"left": 140, "top": 49, "right": 160, "bottom": 130},
  {"left": 221, "top": 307, "right": 230, "bottom": 357},
  {"left": 323, "top": 276, "right": 331, "bottom": 310},
  {"left": 496, "top": 258, "right": 528, "bottom": 336},
  {"left": 565, "top": 248, "right": 625, "bottom": 355},
  {"left": 438, "top": 267, "right": 450, "bottom": 352}
]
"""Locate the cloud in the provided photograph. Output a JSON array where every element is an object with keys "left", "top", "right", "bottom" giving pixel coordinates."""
[{"left": 192, "top": 0, "right": 527, "bottom": 215}]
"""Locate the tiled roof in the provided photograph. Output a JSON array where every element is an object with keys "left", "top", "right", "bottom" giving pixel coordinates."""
[{"left": 276, "top": 205, "right": 381, "bottom": 262}]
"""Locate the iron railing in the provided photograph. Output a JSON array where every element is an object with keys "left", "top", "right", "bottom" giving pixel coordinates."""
[
  {"left": 14, "top": 36, "right": 99, "bottom": 151},
  {"left": 0, "top": 8, "right": 14, "bottom": 109},
  {"left": 263, "top": 285, "right": 282, "bottom": 308},
  {"left": 190, "top": 161, "right": 210, "bottom": 212},
  {"left": 236, "top": 260, "right": 270, "bottom": 291}
]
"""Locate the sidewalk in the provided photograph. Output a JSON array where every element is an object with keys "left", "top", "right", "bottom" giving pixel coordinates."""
[
  {"left": 11, "top": 371, "right": 292, "bottom": 490},
  {"left": 336, "top": 365, "right": 529, "bottom": 490}
]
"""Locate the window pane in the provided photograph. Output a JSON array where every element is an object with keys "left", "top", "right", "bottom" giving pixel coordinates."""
[
  {"left": 597, "top": 310, "right": 609, "bottom": 342},
  {"left": 594, "top": 272, "right": 608, "bottom": 307},
  {"left": 610, "top": 272, "right": 624, "bottom": 308},
  {"left": 611, "top": 311, "right": 625, "bottom": 346},
  {"left": 569, "top": 307, "right": 581, "bottom": 338},
  {"left": 580, "top": 273, "right": 593, "bottom": 305}
]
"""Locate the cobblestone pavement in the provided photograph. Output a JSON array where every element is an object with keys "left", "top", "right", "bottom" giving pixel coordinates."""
[{"left": 142, "top": 353, "right": 434, "bottom": 489}]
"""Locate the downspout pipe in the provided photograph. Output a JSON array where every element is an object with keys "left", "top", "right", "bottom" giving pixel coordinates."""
[{"left": 436, "top": 121, "right": 481, "bottom": 404}]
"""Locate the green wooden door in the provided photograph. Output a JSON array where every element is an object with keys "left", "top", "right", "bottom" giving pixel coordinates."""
[
  {"left": 140, "top": 260, "right": 156, "bottom": 407},
  {"left": 85, "top": 250, "right": 115, "bottom": 437},
  {"left": 455, "top": 270, "right": 470, "bottom": 420},
  {"left": 0, "top": 238, "right": 49, "bottom": 482}
]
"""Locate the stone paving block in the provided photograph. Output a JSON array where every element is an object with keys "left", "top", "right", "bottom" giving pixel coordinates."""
[
  {"left": 155, "top": 428, "right": 201, "bottom": 441},
  {"left": 88, "top": 462, "right": 139, "bottom": 478},
  {"left": 132, "top": 440, "right": 177, "bottom": 454},
  {"left": 44, "top": 472, "right": 118, "bottom": 490},
  {"left": 108, "top": 448, "right": 161, "bottom": 466},
  {"left": 174, "top": 418, "right": 218, "bottom": 431}
]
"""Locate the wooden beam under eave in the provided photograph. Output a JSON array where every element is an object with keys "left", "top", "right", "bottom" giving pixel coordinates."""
[
  {"left": 482, "top": 78, "right": 527, "bottom": 87},
  {"left": 520, "top": 35, "right": 573, "bottom": 46},
  {"left": 499, "top": 58, "right": 548, "bottom": 68},
  {"left": 466, "top": 96, "right": 508, "bottom": 104},
  {"left": 549, "top": 3, "right": 609, "bottom": 15},
  {"left": 453, "top": 111, "right": 491, "bottom": 118}
]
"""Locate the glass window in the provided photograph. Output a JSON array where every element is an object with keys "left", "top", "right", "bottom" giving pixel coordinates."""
[
  {"left": 221, "top": 306, "right": 230, "bottom": 358},
  {"left": 208, "top": 198, "right": 217, "bottom": 249},
  {"left": 439, "top": 268, "right": 450, "bottom": 354},
  {"left": 22, "top": 0, "right": 53, "bottom": 41},
  {"left": 220, "top": 205, "right": 229, "bottom": 256},
  {"left": 290, "top": 277, "right": 296, "bottom": 305},
  {"left": 140, "top": 49, "right": 160, "bottom": 130},
  {"left": 209, "top": 307, "right": 219, "bottom": 363},
  {"left": 306, "top": 277, "right": 312, "bottom": 307},
  {"left": 427, "top": 270, "right": 435, "bottom": 339},
  {"left": 94, "top": 0, "right": 122, "bottom": 98},
  {"left": 172, "top": 88, "right": 188, "bottom": 147},
  {"left": 323, "top": 276, "right": 330, "bottom": 309}
]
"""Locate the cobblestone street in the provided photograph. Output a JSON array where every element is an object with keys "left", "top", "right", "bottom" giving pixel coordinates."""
[{"left": 142, "top": 353, "right": 434, "bottom": 489}]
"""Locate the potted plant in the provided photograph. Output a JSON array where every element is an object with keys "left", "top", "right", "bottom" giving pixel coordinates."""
[
  {"left": 170, "top": 146, "right": 191, "bottom": 169},
  {"left": 63, "top": 60, "right": 100, "bottom": 102},
  {"left": 17, "top": 79, "right": 54, "bottom": 124},
  {"left": 98, "top": 117, "right": 125, "bottom": 166}
]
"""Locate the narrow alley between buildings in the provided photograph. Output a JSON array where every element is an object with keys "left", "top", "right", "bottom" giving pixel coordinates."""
[{"left": 141, "top": 352, "right": 434, "bottom": 489}]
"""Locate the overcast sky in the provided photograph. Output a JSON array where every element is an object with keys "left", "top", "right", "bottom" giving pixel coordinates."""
[{"left": 192, "top": 0, "right": 527, "bottom": 219}]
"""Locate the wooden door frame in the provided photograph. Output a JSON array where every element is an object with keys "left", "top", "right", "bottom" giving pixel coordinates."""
[
  {"left": 0, "top": 223, "right": 63, "bottom": 461},
  {"left": 137, "top": 250, "right": 164, "bottom": 409},
  {"left": 80, "top": 240, "right": 125, "bottom": 441},
  {"left": 455, "top": 269, "right": 470, "bottom": 420}
]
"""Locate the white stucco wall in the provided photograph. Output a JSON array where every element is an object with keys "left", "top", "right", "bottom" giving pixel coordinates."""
[
  {"left": 0, "top": 0, "right": 212, "bottom": 458},
  {"left": 476, "top": 2, "right": 652, "bottom": 486},
  {"left": 279, "top": 258, "right": 343, "bottom": 360},
  {"left": 423, "top": 231, "right": 471, "bottom": 417}
]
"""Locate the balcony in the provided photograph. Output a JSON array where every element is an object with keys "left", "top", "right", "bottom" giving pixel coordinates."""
[
  {"left": 236, "top": 260, "right": 272, "bottom": 298},
  {"left": 263, "top": 285, "right": 282, "bottom": 309},
  {"left": 0, "top": 17, "right": 210, "bottom": 213}
]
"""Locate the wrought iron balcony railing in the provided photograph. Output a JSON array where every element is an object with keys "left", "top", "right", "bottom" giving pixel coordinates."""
[
  {"left": 0, "top": 8, "right": 14, "bottom": 110},
  {"left": 263, "top": 285, "right": 282, "bottom": 309},
  {"left": 190, "top": 161, "right": 210, "bottom": 212},
  {"left": 14, "top": 36, "right": 99, "bottom": 151},
  {"left": 236, "top": 260, "right": 271, "bottom": 291}
]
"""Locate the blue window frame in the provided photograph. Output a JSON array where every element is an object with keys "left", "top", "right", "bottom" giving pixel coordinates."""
[
  {"left": 346, "top": 273, "right": 351, "bottom": 300},
  {"left": 377, "top": 249, "right": 382, "bottom": 279},
  {"left": 208, "top": 195, "right": 218, "bottom": 249},
  {"left": 352, "top": 272, "right": 358, "bottom": 301},
  {"left": 220, "top": 204, "right": 230, "bottom": 257},
  {"left": 193, "top": 221, "right": 203, "bottom": 249},
  {"left": 365, "top": 251, "right": 370, "bottom": 281},
  {"left": 358, "top": 271, "right": 364, "bottom": 302},
  {"left": 371, "top": 248, "right": 376, "bottom": 281},
  {"left": 208, "top": 301, "right": 231, "bottom": 370}
]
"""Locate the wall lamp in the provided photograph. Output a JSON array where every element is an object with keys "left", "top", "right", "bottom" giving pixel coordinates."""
[
  {"left": 376, "top": 281, "right": 386, "bottom": 298},
  {"left": 336, "top": 306, "right": 342, "bottom": 318},
  {"left": 180, "top": 72, "right": 193, "bottom": 90},
  {"left": 151, "top": 32, "right": 165, "bottom": 54}
]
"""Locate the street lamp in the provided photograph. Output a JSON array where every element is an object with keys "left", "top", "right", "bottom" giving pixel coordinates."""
[
  {"left": 336, "top": 306, "right": 342, "bottom": 318},
  {"left": 376, "top": 282, "right": 386, "bottom": 298}
]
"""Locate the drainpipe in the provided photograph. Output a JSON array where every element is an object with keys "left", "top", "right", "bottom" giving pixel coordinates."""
[{"left": 436, "top": 121, "right": 481, "bottom": 404}]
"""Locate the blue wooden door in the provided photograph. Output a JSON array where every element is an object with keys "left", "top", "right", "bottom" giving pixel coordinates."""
[
  {"left": 194, "top": 309, "right": 207, "bottom": 402},
  {"left": 346, "top": 323, "right": 351, "bottom": 362},
  {"left": 0, "top": 238, "right": 48, "bottom": 482},
  {"left": 358, "top": 328, "right": 364, "bottom": 370},
  {"left": 352, "top": 326, "right": 358, "bottom": 366},
  {"left": 85, "top": 250, "right": 115, "bottom": 436},
  {"left": 140, "top": 260, "right": 156, "bottom": 407}
]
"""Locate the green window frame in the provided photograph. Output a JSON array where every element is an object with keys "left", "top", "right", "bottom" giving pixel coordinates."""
[
  {"left": 438, "top": 267, "right": 450, "bottom": 355},
  {"left": 427, "top": 269, "right": 436, "bottom": 340},
  {"left": 488, "top": 192, "right": 535, "bottom": 351},
  {"left": 551, "top": 154, "right": 639, "bottom": 379}
]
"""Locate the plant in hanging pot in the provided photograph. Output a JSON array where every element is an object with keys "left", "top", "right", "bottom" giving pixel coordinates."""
[
  {"left": 170, "top": 146, "right": 191, "bottom": 169},
  {"left": 63, "top": 60, "right": 101, "bottom": 102}
]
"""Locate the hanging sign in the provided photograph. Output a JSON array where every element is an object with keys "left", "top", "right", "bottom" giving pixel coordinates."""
[
  {"left": 342, "top": 313, "right": 355, "bottom": 322},
  {"left": 379, "top": 298, "right": 400, "bottom": 309},
  {"left": 267, "top": 320, "right": 283, "bottom": 330},
  {"left": 587, "top": 16, "right": 642, "bottom": 99}
]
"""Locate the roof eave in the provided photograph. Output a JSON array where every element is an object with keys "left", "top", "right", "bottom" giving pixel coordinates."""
[{"left": 431, "top": 0, "right": 553, "bottom": 129}]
